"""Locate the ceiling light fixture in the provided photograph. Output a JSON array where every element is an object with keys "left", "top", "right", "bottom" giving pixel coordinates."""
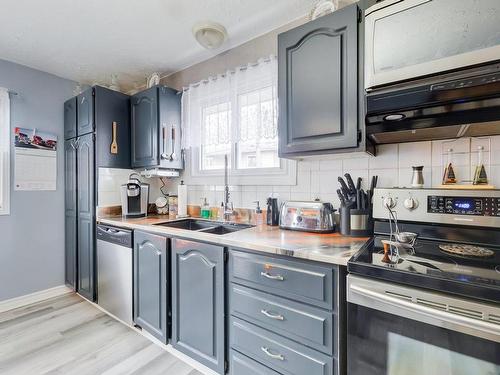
[{"left": 192, "top": 21, "right": 227, "bottom": 50}]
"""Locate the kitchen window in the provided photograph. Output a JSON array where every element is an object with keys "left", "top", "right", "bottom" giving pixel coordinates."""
[
  {"left": 0, "top": 88, "right": 10, "bottom": 215},
  {"left": 182, "top": 56, "right": 295, "bottom": 185}
]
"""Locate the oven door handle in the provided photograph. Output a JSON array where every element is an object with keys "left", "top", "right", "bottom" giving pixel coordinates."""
[{"left": 348, "top": 276, "right": 500, "bottom": 343}]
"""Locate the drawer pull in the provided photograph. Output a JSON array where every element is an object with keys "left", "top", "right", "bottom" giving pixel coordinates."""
[
  {"left": 260, "top": 309, "right": 284, "bottom": 321},
  {"left": 260, "top": 272, "right": 284, "bottom": 281},
  {"left": 261, "top": 346, "right": 284, "bottom": 361}
]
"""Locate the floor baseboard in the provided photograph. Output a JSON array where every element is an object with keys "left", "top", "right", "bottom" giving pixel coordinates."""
[{"left": 0, "top": 285, "right": 74, "bottom": 313}]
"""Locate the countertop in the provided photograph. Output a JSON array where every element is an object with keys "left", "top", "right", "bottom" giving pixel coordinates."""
[{"left": 97, "top": 215, "right": 369, "bottom": 266}]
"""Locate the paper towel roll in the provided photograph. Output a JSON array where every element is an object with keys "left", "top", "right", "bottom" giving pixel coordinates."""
[{"left": 177, "top": 181, "right": 188, "bottom": 217}]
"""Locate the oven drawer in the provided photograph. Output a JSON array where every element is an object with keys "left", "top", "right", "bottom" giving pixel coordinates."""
[
  {"left": 230, "top": 350, "right": 281, "bottom": 375},
  {"left": 230, "top": 317, "right": 334, "bottom": 375},
  {"left": 229, "top": 250, "right": 334, "bottom": 310},
  {"left": 230, "top": 284, "right": 334, "bottom": 355}
]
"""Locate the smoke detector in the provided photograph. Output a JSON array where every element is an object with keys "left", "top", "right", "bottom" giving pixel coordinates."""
[
  {"left": 310, "top": 0, "right": 338, "bottom": 20},
  {"left": 192, "top": 21, "right": 227, "bottom": 50}
]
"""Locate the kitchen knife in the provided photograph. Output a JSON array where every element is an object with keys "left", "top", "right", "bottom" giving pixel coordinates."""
[
  {"left": 345, "top": 173, "right": 356, "bottom": 195},
  {"left": 337, "top": 189, "right": 346, "bottom": 206},
  {"left": 356, "top": 189, "right": 362, "bottom": 210},
  {"left": 356, "top": 177, "right": 362, "bottom": 191},
  {"left": 338, "top": 177, "right": 350, "bottom": 198},
  {"left": 360, "top": 189, "right": 366, "bottom": 209}
]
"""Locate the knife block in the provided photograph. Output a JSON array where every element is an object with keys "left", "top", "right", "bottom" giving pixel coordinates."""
[{"left": 340, "top": 207, "right": 373, "bottom": 237}]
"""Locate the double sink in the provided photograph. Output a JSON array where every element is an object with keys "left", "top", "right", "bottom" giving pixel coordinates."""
[{"left": 154, "top": 219, "right": 253, "bottom": 235}]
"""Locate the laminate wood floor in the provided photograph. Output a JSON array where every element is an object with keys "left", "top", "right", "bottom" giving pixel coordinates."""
[{"left": 0, "top": 293, "right": 205, "bottom": 375}]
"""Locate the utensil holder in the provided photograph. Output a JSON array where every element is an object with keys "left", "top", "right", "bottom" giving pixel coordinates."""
[{"left": 340, "top": 207, "right": 373, "bottom": 237}]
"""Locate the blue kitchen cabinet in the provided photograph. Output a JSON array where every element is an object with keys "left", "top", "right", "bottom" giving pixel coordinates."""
[
  {"left": 171, "top": 239, "right": 225, "bottom": 374},
  {"left": 133, "top": 230, "right": 168, "bottom": 343},
  {"left": 131, "top": 85, "right": 182, "bottom": 170}
]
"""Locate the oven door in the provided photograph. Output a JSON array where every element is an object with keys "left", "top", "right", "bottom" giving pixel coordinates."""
[
  {"left": 347, "top": 275, "right": 500, "bottom": 375},
  {"left": 364, "top": 0, "right": 500, "bottom": 89}
]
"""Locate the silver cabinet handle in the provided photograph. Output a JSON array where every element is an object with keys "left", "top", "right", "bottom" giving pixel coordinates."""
[
  {"left": 260, "top": 272, "right": 284, "bottom": 281},
  {"left": 261, "top": 309, "right": 284, "bottom": 321},
  {"left": 261, "top": 347, "right": 284, "bottom": 361}
]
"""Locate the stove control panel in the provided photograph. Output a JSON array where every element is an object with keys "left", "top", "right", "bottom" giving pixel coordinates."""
[
  {"left": 428, "top": 196, "right": 500, "bottom": 216},
  {"left": 373, "top": 188, "right": 500, "bottom": 228}
]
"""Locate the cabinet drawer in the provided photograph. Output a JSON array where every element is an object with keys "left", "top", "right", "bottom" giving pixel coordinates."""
[
  {"left": 229, "top": 251, "right": 334, "bottom": 310},
  {"left": 231, "top": 317, "right": 334, "bottom": 375},
  {"left": 230, "top": 350, "right": 281, "bottom": 375},
  {"left": 230, "top": 284, "right": 334, "bottom": 355}
]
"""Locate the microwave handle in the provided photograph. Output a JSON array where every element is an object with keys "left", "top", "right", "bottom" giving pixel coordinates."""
[{"left": 348, "top": 277, "right": 500, "bottom": 343}]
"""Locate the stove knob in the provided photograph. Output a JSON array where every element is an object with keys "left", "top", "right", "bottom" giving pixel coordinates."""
[
  {"left": 383, "top": 197, "right": 396, "bottom": 209},
  {"left": 404, "top": 197, "right": 418, "bottom": 210}
]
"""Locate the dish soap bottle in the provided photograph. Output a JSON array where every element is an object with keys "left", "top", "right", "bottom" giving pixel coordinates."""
[
  {"left": 442, "top": 148, "right": 457, "bottom": 184},
  {"left": 253, "top": 201, "right": 264, "bottom": 225},
  {"left": 201, "top": 198, "right": 210, "bottom": 219},
  {"left": 473, "top": 146, "right": 488, "bottom": 185}
]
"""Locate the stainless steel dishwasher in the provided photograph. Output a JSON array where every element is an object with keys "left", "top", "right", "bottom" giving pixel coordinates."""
[{"left": 96, "top": 224, "right": 133, "bottom": 325}]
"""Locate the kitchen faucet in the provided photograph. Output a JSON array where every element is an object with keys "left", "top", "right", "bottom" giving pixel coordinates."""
[{"left": 223, "top": 154, "right": 235, "bottom": 221}]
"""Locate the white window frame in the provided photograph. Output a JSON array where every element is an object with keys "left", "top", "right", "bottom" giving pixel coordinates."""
[
  {"left": 0, "top": 88, "right": 10, "bottom": 215},
  {"left": 183, "top": 68, "right": 296, "bottom": 186}
]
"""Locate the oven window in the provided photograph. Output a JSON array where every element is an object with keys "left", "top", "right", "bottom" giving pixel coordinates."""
[
  {"left": 373, "top": 0, "right": 500, "bottom": 74},
  {"left": 348, "top": 304, "right": 500, "bottom": 375},
  {"left": 387, "top": 333, "right": 499, "bottom": 375}
]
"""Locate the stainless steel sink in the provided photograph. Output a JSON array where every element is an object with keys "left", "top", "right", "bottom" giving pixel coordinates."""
[{"left": 154, "top": 219, "right": 253, "bottom": 235}]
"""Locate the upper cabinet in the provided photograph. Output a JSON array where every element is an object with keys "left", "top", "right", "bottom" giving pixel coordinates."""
[
  {"left": 131, "top": 86, "right": 158, "bottom": 168},
  {"left": 64, "top": 86, "right": 130, "bottom": 169},
  {"left": 77, "top": 88, "right": 94, "bottom": 136},
  {"left": 64, "top": 97, "right": 77, "bottom": 140},
  {"left": 94, "top": 86, "right": 131, "bottom": 169},
  {"left": 278, "top": 4, "right": 362, "bottom": 157},
  {"left": 131, "top": 85, "right": 183, "bottom": 170}
]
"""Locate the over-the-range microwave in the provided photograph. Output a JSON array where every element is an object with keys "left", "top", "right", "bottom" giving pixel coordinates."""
[
  {"left": 364, "top": 0, "right": 500, "bottom": 90},
  {"left": 363, "top": 0, "right": 500, "bottom": 145}
]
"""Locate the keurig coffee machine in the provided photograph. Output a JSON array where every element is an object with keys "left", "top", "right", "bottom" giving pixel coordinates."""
[{"left": 120, "top": 173, "right": 149, "bottom": 218}]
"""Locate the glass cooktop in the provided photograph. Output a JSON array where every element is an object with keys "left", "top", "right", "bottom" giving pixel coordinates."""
[{"left": 348, "top": 236, "right": 500, "bottom": 303}]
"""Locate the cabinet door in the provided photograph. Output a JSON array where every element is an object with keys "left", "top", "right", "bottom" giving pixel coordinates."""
[
  {"left": 131, "top": 87, "right": 159, "bottom": 168},
  {"left": 133, "top": 230, "right": 168, "bottom": 343},
  {"left": 171, "top": 239, "right": 225, "bottom": 374},
  {"left": 77, "top": 88, "right": 94, "bottom": 136},
  {"left": 158, "top": 87, "right": 183, "bottom": 170},
  {"left": 64, "top": 140, "right": 77, "bottom": 289},
  {"left": 77, "top": 133, "right": 95, "bottom": 301},
  {"left": 94, "top": 86, "right": 131, "bottom": 169},
  {"left": 278, "top": 4, "right": 359, "bottom": 156},
  {"left": 64, "top": 97, "right": 77, "bottom": 140}
]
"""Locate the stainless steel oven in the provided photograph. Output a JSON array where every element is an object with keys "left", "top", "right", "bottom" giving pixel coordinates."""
[
  {"left": 347, "top": 275, "right": 500, "bottom": 375},
  {"left": 365, "top": 0, "right": 500, "bottom": 89}
]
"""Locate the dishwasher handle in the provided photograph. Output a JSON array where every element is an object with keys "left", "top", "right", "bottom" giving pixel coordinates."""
[{"left": 97, "top": 225, "right": 132, "bottom": 248}]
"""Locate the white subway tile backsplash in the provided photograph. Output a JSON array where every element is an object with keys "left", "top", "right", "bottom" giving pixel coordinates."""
[
  {"left": 368, "top": 144, "right": 398, "bottom": 169},
  {"left": 369, "top": 169, "right": 398, "bottom": 189},
  {"left": 178, "top": 137, "right": 500, "bottom": 209},
  {"left": 319, "top": 159, "right": 343, "bottom": 171},
  {"left": 342, "top": 157, "right": 369, "bottom": 171},
  {"left": 398, "top": 141, "right": 432, "bottom": 168}
]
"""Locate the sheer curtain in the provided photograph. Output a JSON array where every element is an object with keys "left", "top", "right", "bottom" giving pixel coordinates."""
[
  {"left": 181, "top": 55, "right": 278, "bottom": 152},
  {"left": 0, "top": 88, "right": 10, "bottom": 214}
]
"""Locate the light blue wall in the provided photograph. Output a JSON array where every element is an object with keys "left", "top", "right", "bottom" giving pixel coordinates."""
[{"left": 0, "top": 59, "right": 76, "bottom": 301}]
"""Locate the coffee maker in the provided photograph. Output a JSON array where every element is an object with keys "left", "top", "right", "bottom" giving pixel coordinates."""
[{"left": 120, "top": 173, "right": 149, "bottom": 218}]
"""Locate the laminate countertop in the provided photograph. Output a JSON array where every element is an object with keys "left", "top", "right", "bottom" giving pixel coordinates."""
[{"left": 97, "top": 215, "right": 369, "bottom": 266}]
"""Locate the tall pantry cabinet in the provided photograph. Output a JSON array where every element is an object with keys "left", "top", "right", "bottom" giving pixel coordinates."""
[{"left": 64, "top": 86, "right": 130, "bottom": 301}]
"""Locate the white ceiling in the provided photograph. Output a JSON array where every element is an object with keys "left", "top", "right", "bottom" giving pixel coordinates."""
[{"left": 0, "top": 0, "right": 320, "bottom": 91}]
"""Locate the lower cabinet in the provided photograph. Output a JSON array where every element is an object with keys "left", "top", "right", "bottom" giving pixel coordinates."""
[
  {"left": 230, "top": 350, "right": 281, "bottom": 375},
  {"left": 171, "top": 239, "right": 225, "bottom": 374},
  {"left": 229, "top": 249, "right": 341, "bottom": 375},
  {"left": 133, "top": 230, "right": 168, "bottom": 343}
]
